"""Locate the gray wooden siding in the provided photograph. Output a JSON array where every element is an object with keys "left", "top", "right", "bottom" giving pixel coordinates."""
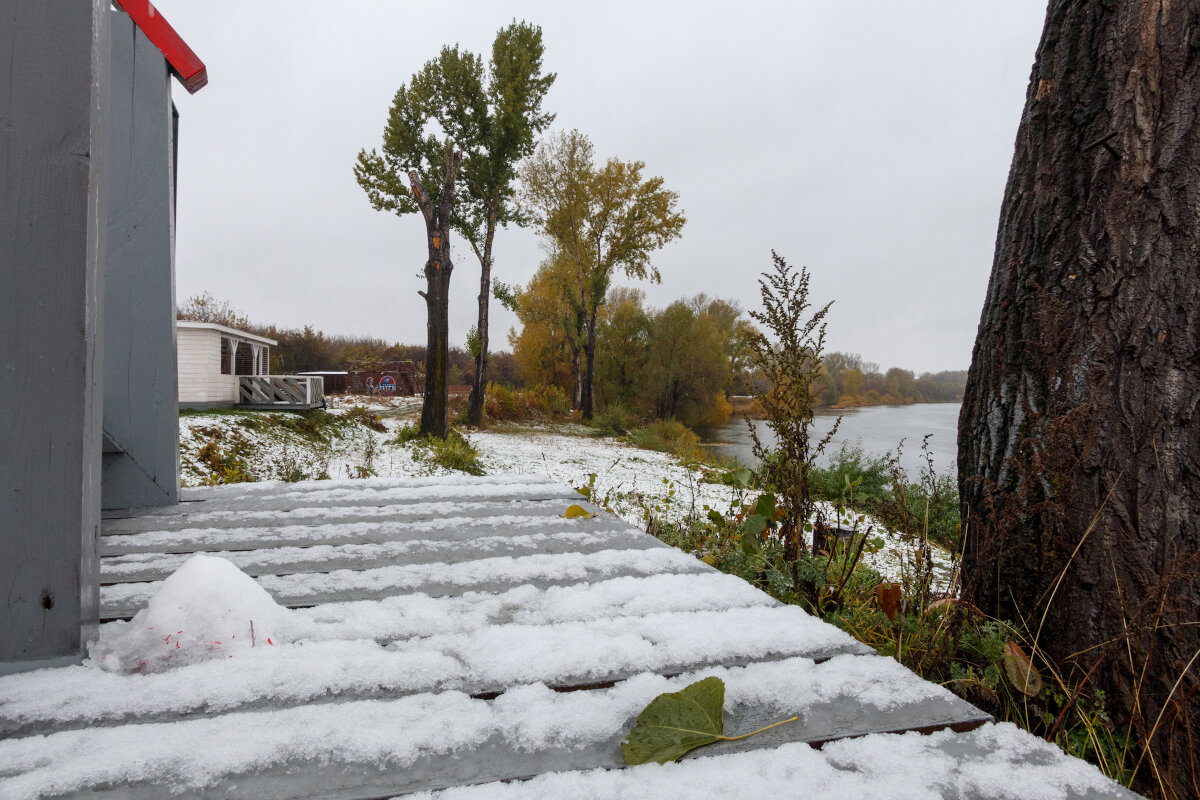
[
  {"left": 0, "top": 0, "right": 110, "bottom": 672},
  {"left": 101, "top": 12, "right": 180, "bottom": 511}
]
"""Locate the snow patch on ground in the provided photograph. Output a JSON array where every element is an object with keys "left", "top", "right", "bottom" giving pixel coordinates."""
[{"left": 177, "top": 409, "right": 951, "bottom": 585}]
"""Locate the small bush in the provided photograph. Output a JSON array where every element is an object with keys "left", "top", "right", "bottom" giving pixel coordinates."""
[
  {"left": 483, "top": 382, "right": 570, "bottom": 422},
  {"left": 696, "top": 392, "right": 733, "bottom": 426},
  {"left": 420, "top": 429, "right": 485, "bottom": 475},
  {"left": 485, "top": 383, "right": 524, "bottom": 421},
  {"left": 194, "top": 436, "right": 254, "bottom": 484},
  {"left": 392, "top": 423, "right": 423, "bottom": 444},
  {"left": 344, "top": 405, "right": 388, "bottom": 433},
  {"left": 808, "top": 441, "right": 891, "bottom": 507},
  {"left": 629, "top": 419, "right": 708, "bottom": 462},
  {"left": 593, "top": 403, "right": 638, "bottom": 437},
  {"left": 874, "top": 440, "right": 961, "bottom": 550},
  {"left": 278, "top": 410, "right": 342, "bottom": 443}
]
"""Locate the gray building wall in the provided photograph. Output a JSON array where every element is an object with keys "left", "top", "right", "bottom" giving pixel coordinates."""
[
  {"left": 102, "top": 13, "right": 180, "bottom": 510},
  {"left": 0, "top": 0, "right": 111, "bottom": 672}
]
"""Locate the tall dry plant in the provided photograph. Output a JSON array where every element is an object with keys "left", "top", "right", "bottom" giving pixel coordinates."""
[{"left": 745, "top": 252, "right": 839, "bottom": 565}]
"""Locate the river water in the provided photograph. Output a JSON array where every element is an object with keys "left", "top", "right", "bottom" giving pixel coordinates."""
[{"left": 697, "top": 402, "right": 961, "bottom": 477}]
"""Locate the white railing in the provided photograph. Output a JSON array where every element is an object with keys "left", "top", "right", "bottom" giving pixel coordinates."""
[{"left": 238, "top": 375, "right": 324, "bottom": 408}]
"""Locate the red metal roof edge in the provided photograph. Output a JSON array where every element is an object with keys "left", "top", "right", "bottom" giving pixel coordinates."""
[{"left": 112, "top": 0, "right": 208, "bottom": 94}]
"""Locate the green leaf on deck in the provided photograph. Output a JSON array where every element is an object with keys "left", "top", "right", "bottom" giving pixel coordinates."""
[
  {"left": 621, "top": 676, "right": 726, "bottom": 765},
  {"left": 562, "top": 504, "right": 597, "bottom": 519},
  {"left": 621, "top": 676, "right": 799, "bottom": 766}
]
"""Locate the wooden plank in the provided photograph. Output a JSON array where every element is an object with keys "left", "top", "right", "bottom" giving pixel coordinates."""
[
  {"left": 100, "top": 478, "right": 581, "bottom": 522},
  {"left": 99, "top": 545, "right": 711, "bottom": 619},
  {"left": 0, "top": 656, "right": 990, "bottom": 800},
  {"left": 0, "top": 608, "right": 873, "bottom": 738},
  {"left": 102, "top": 491, "right": 583, "bottom": 524},
  {"left": 99, "top": 526, "right": 659, "bottom": 582},
  {"left": 0, "top": 0, "right": 109, "bottom": 673},
  {"left": 100, "top": 498, "right": 589, "bottom": 539}
]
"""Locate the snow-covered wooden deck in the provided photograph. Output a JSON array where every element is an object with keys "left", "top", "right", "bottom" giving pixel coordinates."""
[{"left": 0, "top": 476, "right": 1137, "bottom": 798}]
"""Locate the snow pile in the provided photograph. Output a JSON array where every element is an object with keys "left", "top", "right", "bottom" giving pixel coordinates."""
[{"left": 89, "top": 554, "right": 293, "bottom": 673}]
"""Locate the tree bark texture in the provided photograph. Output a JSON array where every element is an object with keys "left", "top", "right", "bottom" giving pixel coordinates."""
[
  {"left": 466, "top": 215, "right": 496, "bottom": 427},
  {"left": 412, "top": 151, "right": 462, "bottom": 440},
  {"left": 582, "top": 311, "right": 598, "bottom": 421},
  {"left": 959, "top": 3, "right": 1200, "bottom": 795}
]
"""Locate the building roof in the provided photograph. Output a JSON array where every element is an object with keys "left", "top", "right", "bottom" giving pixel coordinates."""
[
  {"left": 177, "top": 320, "right": 277, "bottom": 346},
  {"left": 113, "top": 0, "right": 208, "bottom": 94},
  {"left": 0, "top": 475, "right": 1138, "bottom": 798}
]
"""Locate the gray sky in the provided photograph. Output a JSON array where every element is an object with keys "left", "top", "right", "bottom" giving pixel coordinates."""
[{"left": 157, "top": 1, "right": 1047, "bottom": 374}]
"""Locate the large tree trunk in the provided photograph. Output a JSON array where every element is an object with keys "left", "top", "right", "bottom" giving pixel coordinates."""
[
  {"left": 466, "top": 215, "right": 497, "bottom": 427},
  {"left": 959, "top": 4, "right": 1200, "bottom": 797},
  {"left": 411, "top": 151, "right": 462, "bottom": 440},
  {"left": 421, "top": 263, "right": 452, "bottom": 439}
]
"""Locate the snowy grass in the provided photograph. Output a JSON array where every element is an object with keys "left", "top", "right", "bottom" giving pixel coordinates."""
[
  {"left": 178, "top": 401, "right": 741, "bottom": 531},
  {"left": 177, "top": 401, "right": 954, "bottom": 586}
]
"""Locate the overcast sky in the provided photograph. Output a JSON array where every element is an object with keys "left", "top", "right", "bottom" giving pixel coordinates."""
[{"left": 155, "top": 1, "right": 1047, "bottom": 374}]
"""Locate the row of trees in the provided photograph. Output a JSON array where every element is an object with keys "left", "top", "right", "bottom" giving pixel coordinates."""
[
  {"left": 179, "top": 288, "right": 960, "bottom": 415},
  {"left": 502, "top": 283, "right": 742, "bottom": 427},
  {"left": 354, "top": 19, "right": 687, "bottom": 433},
  {"left": 514, "top": 130, "right": 686, "bottom": 419},
  {"left": 497, "top": 267, "right": 964, "bottom": 423},
  {"left": 816, "top": 351, "right": 965, "bottom": 407}
]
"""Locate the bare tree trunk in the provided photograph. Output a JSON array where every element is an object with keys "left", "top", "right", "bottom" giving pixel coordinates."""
[
  {"left": 466, "top": 214, "right": 497, "bottom": 427},
  {"left": 564, "top": 314, "right": 582, "bottom": 409},
  {"left": 959, "top": 4, "right": 1200, "bottom": 796},
  {"left": 581, "top": 310, "right": 597, "bottom": 421},
  {"left": 411, "top": 150, "right": 462, "bottom": 440},
  {"left": 571, "top": 349, "right": 582, "bottom": 408},
  {"left": 420, "top": 263, "right": 451, "bottom": 439}
]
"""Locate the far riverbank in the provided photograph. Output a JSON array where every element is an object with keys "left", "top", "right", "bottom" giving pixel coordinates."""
[{"left": 698, "top": 402, "right": 961, "bottom": 477}]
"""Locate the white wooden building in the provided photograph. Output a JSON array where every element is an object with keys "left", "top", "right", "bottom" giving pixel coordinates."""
[{"left": 177, "top": 321, "right": 323, "bottom": 410}]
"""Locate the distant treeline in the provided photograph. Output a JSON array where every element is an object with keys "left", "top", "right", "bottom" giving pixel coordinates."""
[
  {"left": 175, "top": 292, "right": 521, "bottom": 385},
  {"left": 263, "top": 326, "right": 522, "bottom": 388},
  {"left": 177, "top": 291, "right": 964, "bottom": 413},
  {"left": 814, "top": 352, "right": 966, "bottom": 408}
]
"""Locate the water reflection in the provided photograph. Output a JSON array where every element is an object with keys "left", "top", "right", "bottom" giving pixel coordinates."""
[{"left": 697, "top": 403, "right": 961, "bottom": 477}]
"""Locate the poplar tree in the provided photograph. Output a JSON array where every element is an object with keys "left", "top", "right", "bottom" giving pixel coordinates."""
[
  {"left": 520, "top": 130, "right": 685, "bottom": 420},
  {"left": 355, "top": 21, "right": 554, "bottom": 433}
]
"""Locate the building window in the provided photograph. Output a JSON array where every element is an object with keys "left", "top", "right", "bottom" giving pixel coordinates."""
[
  {"left": 235, "top": 341, "right": 254, "bottom": 375},
  {"left": 220, "top": 337, "right": 232, "bottom": 375}
]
